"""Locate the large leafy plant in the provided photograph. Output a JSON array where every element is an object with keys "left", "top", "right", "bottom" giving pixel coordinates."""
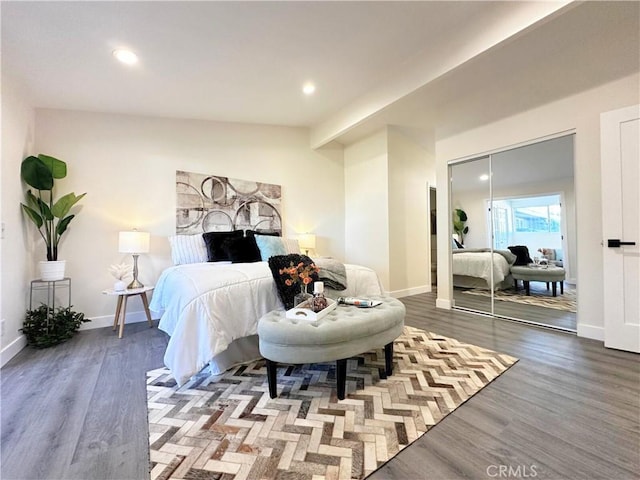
[
  {"left": 452, "top": 208, "right": 469, "bottom": 245},
  {"left": 21, "top": 154, "right": 86, "bottom": 261}
]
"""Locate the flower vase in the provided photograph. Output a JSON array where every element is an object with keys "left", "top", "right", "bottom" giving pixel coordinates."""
[{"left": 293, "top": 284, "right": 312, "bottom": 308}]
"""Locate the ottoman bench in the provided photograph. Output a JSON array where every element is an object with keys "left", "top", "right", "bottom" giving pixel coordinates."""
[
  {"left": 510, "top": 265, "right": 566, "bottom": 296},
  {"left": 257, "top": 296, "right": 405, "bottom": 400}
]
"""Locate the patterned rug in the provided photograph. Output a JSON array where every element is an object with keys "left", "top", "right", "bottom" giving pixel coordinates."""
[
  {"left": 147, "top": 326, "right": 518, "bottom": 480},
  {"left": 463, "top": 284, "right": 577, "bottom": 313}
]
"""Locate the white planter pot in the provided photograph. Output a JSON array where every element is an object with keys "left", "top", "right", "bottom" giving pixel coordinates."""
[
  {"left": 113, "top": 280, "right": 127, "bottom": 291},
  {"left": 39, "top": 260, "right": 66, "bottom": 281}
]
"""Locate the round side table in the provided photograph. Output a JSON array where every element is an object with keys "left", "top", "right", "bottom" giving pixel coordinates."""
[{"left": 102, "top": 285, "right": 154, "bottom": 338}]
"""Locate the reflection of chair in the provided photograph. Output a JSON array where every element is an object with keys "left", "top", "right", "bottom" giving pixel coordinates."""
[{"left": 538, "top": 248, "right": 563, "bottom": 267}]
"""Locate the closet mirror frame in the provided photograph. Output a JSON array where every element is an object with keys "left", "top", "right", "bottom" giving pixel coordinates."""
[{"left": 448, "top": 131, "right": 577, "bottom": 332}]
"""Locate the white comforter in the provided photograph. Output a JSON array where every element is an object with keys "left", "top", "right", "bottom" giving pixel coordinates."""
[
  {"left": 452, "top": 251, "right": 512, "bottom": 284},
  {"left": 149, "top": 261, "right": 383, "bottom": 385}
]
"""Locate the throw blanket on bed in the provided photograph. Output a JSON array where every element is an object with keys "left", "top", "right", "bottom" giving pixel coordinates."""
[
  {"left": 312, "top": 257, "right": 348, "bottom": 291},
  {"left": 267, "top": 254, "right": 319, "bottom": 309}
]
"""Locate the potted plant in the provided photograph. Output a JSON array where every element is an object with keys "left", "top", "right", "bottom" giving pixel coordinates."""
[
  {"left": 452, "top": 208, "right": 469, "bottom": 245},
  {"left": 20, "top": 154, "right": 86, "bottom": 280},
  {"left": 21, "top": 304, "right": 89, "bottom": 348}
]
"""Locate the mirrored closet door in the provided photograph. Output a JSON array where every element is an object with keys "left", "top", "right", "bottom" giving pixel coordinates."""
[{"left": 449, "top": 135, "right": 577, "bottom": 332}]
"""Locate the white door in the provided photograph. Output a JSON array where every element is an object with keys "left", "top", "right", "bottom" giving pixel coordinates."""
[{"left": 601, "top": 104, "right": 640, "bottom": 352}]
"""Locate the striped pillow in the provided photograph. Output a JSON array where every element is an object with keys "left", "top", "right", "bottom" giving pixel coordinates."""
[{"left": 168, "top": 235, "right": 208, "bottom": 265}]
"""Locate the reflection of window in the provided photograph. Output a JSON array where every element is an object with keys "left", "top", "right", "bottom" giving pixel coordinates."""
[
  {"left": 513, "top": 205, "right": 561, "bottom": 232},
  {"left": 492, "top": 206, "right": 510, "bottom": 249}
]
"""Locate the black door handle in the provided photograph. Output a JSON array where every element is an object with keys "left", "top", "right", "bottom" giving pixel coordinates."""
[{"left": 608, "top": 239, "right": 637, "bottom": 248}]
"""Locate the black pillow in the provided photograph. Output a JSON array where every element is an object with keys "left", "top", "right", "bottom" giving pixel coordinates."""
[
  {"left": 222, "top": 236, "right": 261, "bottom": 263},
  {"left": 245, "top": 229, "right": 281, "bottom": 237},
  {"left": 508, "top": 245, "right": 533, "bottom": 266},
  {"left": 267, "top": 254, "right": 319, "bottom": 309},
  {"left": 202, "top": 230, "right": 243, "bottom": 262}
]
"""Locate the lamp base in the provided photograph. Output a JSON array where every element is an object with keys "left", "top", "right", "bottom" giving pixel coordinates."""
[
  {"left": 127, "top": 278, "right": 144, "bottom": 289},
  {"left": 127, "top": 253, "right": 144, "bottom": 289}
]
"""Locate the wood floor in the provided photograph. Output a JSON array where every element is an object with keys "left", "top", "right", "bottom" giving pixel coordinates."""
[
  {"left": 452, "top": 286, "right": 577, "bottom": 331},
  {"left": 1, "top": 293, "right": 638, "bottom": 480}
]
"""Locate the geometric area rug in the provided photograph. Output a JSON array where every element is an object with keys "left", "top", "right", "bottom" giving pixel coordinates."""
[{"left": 147, "top": 326, "right": 518, "bottom": 480}]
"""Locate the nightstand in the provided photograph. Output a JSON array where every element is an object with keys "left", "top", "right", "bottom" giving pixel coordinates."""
[{"left": 102, "top": 285, "right": 154, "bottom": 338}]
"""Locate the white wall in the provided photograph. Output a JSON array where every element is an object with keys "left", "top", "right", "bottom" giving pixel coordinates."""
[
  {"left": 1, "top": 77, "right": 35, "bottom": 364},
  {"left": 388, "top": 128, "right": 432, "bottom": 294},
  {"left": 343, "top": 128, "right": 434, "bottom": 295},
  {"left": 31, "top": 109, "right": 345, "bottom": 328},
  {"left": 344, "top": 130, "right": 390, "bottom": 288},
  {"left": 436, "top": 72, "right": 640, "bottom": 340}
]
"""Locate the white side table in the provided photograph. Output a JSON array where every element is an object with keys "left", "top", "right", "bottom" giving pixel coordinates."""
[{"left": 102, "top": 286, "right": 154, "bottom": 338}]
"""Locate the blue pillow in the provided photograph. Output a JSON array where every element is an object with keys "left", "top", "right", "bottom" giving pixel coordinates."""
[{"left": 255, "top": 234, "right": 287, "bottom": 260}]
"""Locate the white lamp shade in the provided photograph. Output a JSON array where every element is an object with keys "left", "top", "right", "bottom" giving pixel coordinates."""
[
  {"left": 119, "top": 231, "right": 150, "bottom": 254},
  {"left": 298, "top": 233, "right": 316, "bottom": 251}
]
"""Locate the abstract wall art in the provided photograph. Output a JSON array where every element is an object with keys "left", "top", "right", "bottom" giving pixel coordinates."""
[{"left": 176, "top": 170, "right": 282, "bottom": 234}]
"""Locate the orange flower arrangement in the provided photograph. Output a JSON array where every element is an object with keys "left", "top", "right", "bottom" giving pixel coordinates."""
[{"left": 279, "top": 261, "right": 319, "bottom": 287}]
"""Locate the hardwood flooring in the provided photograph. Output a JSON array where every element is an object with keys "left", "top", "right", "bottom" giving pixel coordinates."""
[
  {"left": 1, "top": 293, "right": 638, "bottom": 480},
  {"left": 452, "top": 287, "right": 577, "bottom": 331}
]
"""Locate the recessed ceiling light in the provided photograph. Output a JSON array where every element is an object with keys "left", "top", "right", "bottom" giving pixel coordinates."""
[
  {"left": 113, "top": 49, "right": 138, "bottom": 65},
  {"left": 479, "top": 174, "right": 490, "bottom": 181},
  {"left": 302, "top": 83, "right": 316, "bottom": 95}
]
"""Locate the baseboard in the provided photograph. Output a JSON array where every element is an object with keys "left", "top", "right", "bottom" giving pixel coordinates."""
[
  {"left": 389, "top": 285, "right": 431, "bottom": 298},
  {"left": 436, "top": 298, "right": 453, "bottom": 309},
  {"left": 577, "top": 323, "right": 604, "bottom": 341},
  {"left": 1, "top": 335, "right": 27, "bottom": 368},
  {"left": 81, "top": 310, "right": 153, "bottom": 331}
]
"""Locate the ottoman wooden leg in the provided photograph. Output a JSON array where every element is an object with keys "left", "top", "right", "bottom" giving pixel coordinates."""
[
  {"left": 336, "top": 359, "right": 347, "bottom": 400},
  {"left": 561, "top": 281, "right": 564, "bottom": 294},
  {"left": 552, "top": 282, "right": 557, "bottom": 297},
  {"left": 524, "top": 281, "right": 530, "bottom": 295},
  {"left": 384, "top": 342, "right": 394, "bottom": 376},
  {"left": 266, "top": 359, "right": 278, "bottom": 398}
]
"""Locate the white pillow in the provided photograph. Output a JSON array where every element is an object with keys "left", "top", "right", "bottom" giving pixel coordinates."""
[
  {"left": 283, "top": 238, "right": 301, "bottom": 254},
  {"left": 168, "top": 234, "right": 208, "bottom": 265}
]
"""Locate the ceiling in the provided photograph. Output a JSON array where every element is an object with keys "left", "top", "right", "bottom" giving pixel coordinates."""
[{"left": 2, "top": 1, "right": 638, "bottom": 147}]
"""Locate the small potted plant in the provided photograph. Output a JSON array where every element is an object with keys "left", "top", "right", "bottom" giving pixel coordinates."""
[
  {"left": 20, "top": 154, "right": 86, "bottom": 280},
  {"left": 452, "top": 208, "right": 469, "bottom": 245},
  {"left": 22, "top": 304, "right": 89, "bottom": 348}
]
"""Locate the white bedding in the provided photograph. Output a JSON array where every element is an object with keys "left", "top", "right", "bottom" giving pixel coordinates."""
[
  {"left": 452, "top": 251, "right": 512, "bottom": 285},
  {"left": 149, "top": 261, "right": 383, "bottom": 385}
]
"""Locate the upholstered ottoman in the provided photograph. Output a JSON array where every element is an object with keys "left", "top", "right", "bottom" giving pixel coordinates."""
[
  {"left": 257, "top": 296, "right": 405, "bottom": 400},
  {"left": 510, "top": 265, "right": 566, "bottom": 296}
]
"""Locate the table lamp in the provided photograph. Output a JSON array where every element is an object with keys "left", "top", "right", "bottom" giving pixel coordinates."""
[
  {"left": 299, "top": 233, "right": 316, "bottom": 256},
  {"left": 119, "top": 230, "right": 150, "bottom": 289}
]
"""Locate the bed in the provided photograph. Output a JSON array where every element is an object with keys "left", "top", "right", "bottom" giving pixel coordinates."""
[
  {"left": 149, "top": 260, "right": 383, "bottom": 385},
  {"left": 452, "top": 248, "right": 516, "bottom": 291}
]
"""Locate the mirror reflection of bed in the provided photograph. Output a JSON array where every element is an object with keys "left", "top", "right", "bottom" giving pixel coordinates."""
[{"left": 449, "top": 135, "right": 577, "bottom": 332}]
